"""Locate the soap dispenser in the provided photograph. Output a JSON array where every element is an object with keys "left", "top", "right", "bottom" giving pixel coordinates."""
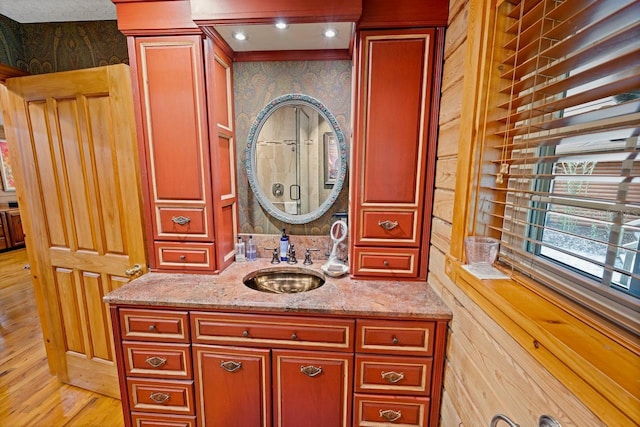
[
  {"left": 235, "top": 236, "right": 246, "bottom": 262},
  {"left": 246, "top": 235, "right": 257, "bottom": 261},
  {"left": 279, "top": 229, "right": 289, "bottom": 262}
]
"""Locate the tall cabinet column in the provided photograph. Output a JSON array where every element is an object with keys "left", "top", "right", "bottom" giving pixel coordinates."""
[
  {"left": 114, "top": 0, "right": 237, "bottom": 273},
  {"left": 351, "top": 27, "right": 444, "bottom": 280}
]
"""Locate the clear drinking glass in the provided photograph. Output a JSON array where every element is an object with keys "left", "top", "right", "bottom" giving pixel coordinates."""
[{"left": 464, "top": 236, "right": 499, "bottom": 274}]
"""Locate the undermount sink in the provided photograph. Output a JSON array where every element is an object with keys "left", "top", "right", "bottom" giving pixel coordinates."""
[{"left": 243, "top": 268, "right": 325, "bottom": 294}]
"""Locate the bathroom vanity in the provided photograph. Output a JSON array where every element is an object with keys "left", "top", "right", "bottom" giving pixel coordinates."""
[
  {"left": 105, "top": 260, "right": 451, "bottom": 427},
  {"left": 107, "top": 0, "right": 452, "bottom": 425}
]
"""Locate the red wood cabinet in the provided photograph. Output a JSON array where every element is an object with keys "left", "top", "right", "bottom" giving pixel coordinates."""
[
  {"left": 0, "top": 208, "right": 24, "bottom": 249},
  {"left": 114, "top": 0, "right": 237, "bottom": 274},
  {"left": 351, "top": 28, "right": 443, "bottom": 280},
  {"left": 111, "top": 307, "right": 447, "bottom": 427},
  {"left": 127, "top": 32, "right": 237, "bottom": 273},
  {"left": 0, "top": 212, "right": 7, "bottom": 250}
]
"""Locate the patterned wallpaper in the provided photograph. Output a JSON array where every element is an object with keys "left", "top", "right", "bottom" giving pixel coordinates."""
[
  {"left": 234, "top": 60, "right": 352, "bottom": 236},
  {"left": 0, "top": 16, "right": 352, "bottom": 235},
  {"left": 0, "top": 15, "right": 128, "bottom": 73},
  {"left": 0, "top": 15, "right": 25, "bottom": 69}
]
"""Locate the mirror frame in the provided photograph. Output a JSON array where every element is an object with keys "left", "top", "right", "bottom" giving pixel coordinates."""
[{"left": 245, "top": 93, "right": 347, "bottom": 224}]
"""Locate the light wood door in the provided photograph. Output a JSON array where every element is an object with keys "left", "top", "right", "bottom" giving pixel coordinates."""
[{"left": 1, "top": 64, "right": 147, "bottom": 398}]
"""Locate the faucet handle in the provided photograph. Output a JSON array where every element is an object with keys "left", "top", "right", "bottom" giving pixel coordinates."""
[
  {"left": 303, "top": 248, "right": 319, "bottom": 265},
  {"left": 265, "top": 248, "right": 280, "bottom": 264},
  {"left": 287, "top": 244, "right": 297, "bottom": 264}
]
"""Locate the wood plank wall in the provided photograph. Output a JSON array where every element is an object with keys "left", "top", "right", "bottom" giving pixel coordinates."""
[{"left": 430, "top": 0, "right": 604, "bottom": 425}]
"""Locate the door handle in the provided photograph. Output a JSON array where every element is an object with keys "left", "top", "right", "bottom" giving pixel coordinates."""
[{"left": 125, "top": 264, "right": 143, "bottom": 278}]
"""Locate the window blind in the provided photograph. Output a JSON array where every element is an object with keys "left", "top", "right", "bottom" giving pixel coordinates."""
[{"left": 476, "top": 0, "right": 640, "bottom": 331}]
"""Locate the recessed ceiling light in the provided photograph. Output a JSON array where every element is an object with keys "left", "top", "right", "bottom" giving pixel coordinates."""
[
  {"left": 275, "top": 21, "right": 288, "bottom": 30},
  {"left": 323, "top": 28, "right": 337, "bottom": 38},
  {"left": 233, "top": 32, "right": 247, "bottom": 41}
]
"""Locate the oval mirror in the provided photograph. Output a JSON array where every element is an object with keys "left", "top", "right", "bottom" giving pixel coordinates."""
[{"left": 246, "top": 93, "right": 347, "bottom": 224}]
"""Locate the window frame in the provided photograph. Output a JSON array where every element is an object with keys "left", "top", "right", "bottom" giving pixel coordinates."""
[{"left": 445, "top": 0, "right": 640, "bottom": 424}]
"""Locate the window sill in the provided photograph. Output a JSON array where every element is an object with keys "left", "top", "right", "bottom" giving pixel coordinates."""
[{"left": 444, "top": 255, "right": 639, "bottom": 425}]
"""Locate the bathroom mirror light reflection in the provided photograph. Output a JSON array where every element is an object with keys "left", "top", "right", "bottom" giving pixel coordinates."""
[{"left": 246, "top": 93, "right": 347, "bottom": 224}]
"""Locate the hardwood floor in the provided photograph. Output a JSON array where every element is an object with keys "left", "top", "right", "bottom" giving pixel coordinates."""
[{"left": 0, "top": 248, "right": 124, "bottom": 426}]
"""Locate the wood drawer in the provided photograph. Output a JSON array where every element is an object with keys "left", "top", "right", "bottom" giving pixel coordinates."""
[
  {"left": 155, "top": 242, "right": 215, "bottom": 271},
  {"left": 357, "top": 319, "right": 435, "bottom": 356},
  {"left": 191, "top": 312, "right": 354, "bottom": 351},
  {"left": 353, "top": 247, "right": 419, "bottom": 278},
  {"left": 131, "top": 412, "right": 196, "bottom": 427},
  {"left": 354, "top": 393, "right": 430, "bottom": 427},
  {"left": 156, "top": 207, "right": 209, "bottom": 239},
  {"left": 120, "top": 309, "right": 190, "bottom": 343},
  {"left": 355, "top": 354, "right": 432, "bottom": 396},
  {"left": 359, "top": 210, "right": 418, "bottom": 245},
  {"left": 128, "top": 378, "right": 194, "bottom": 415},
  {"left": 123, "top": 342, "right": 192, "bottom": 379}
]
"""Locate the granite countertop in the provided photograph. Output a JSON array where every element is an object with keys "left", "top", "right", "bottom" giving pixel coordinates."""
[{"left": 104, "top": 259, "right": 452, "bottom": 320}]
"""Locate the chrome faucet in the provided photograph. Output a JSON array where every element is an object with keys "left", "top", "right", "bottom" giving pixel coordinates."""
[
  {"left": 303, "top": 248, "right": 319, "bottom": 265},
  {"left": 287, "top": 244, "right": 297, "bottom": 264},
  {"left": 266, "top": 248, "right": 280, "bottom": 264},
  {"left": 491, "top": 414, "right": 519, "bottom": 427}
]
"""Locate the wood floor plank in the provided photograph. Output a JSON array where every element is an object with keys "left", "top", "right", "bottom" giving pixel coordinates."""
[{"left": 0, "top": 248, "right": 124, "bottom": 427}]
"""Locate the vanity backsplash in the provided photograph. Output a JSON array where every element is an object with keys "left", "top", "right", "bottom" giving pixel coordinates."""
[{"left": 238, "top": 233, "right": 348, "bottom": 263}]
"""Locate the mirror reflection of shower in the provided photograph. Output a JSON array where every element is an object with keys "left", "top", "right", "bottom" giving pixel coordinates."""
[{"left": 256, "top": 104, "right": 332, "bottom": 216}]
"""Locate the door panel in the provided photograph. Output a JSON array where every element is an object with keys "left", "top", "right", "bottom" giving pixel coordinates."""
[{"left": 2, "top": 64, "right": 147, "bottom": 397}]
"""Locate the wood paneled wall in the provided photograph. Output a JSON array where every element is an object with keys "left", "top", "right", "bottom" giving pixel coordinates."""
[{"left": 429, "top": 0, "right": 603, "bottom": 425}]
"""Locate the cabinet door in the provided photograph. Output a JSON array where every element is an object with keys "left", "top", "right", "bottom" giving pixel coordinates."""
[
  {"left": 193, "top": 345, "right": 271, "bottom": 427},
  {"left": 0, "top": 212, "right": 7, "bottom": 250},
  {"left": 6, "top": 209, "right": 24, "bottom": 246},
  {"left": 133, "top": 35, "right": 215, "bottom": 252},
  {"left": 272, "top": 349, "right": 353, "bottom": 427}
]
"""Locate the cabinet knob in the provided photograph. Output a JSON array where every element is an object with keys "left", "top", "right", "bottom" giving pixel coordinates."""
[
  {"left": 242, "top": 330, "right": 249, "bottom": 337},
  {"left": 378, "top": 220, "right": 399, "bottom": 231},
  {"left": 179, "top": 255, "right": 186, "bottom": 261},
  {"left": 145, "top": 356, "right": 167, "bottom": 368},
  {"left": 379, "top": 409, "right": 402, "bottom": 422},
  {"left": 381, "top": 370, "right": 405, "bottom": 383},
  {"left": 300, "top": 365, "right": 323, "bottom": 377},
  {"left": 171, "top": 216, "right": 191, "bottom": 226},
  {"left": 149, "top": 392, "right": 170, "bottom": 404},
  {"left": 291, "top": 333, "right": 298, "bottom": 340},
  {"left": 383, "top": 260, "right": 389, "bottom": 267},
  {"left": 148, "top": 324, "right": 157, "bottom": 332},
  {"left": 220, "top": 360, "right": 243, "bottom": 373},
  {"left": 392, "top": 337, "right": 399, "bottom": 345}
]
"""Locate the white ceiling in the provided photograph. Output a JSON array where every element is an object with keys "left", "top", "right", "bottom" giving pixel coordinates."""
[
  {"left": 0, "top": 0, "right": 117, "bottom": 23},
  {"left": 0, "top": 0, "right": 353, "bottom": 51}
]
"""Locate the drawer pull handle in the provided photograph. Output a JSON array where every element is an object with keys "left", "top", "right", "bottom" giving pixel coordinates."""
[
  {"left": 381, "top": 371, "right": 405, "bottom": 383},
  {"left": 171, "top": 216, "right": 191, "bottom": 226},
  {"left": 300, "top": 365, "right": 323, "bottom": 377},
  {"left": 179, "top": 255, "right": 186, "bottom": 261},
  {"left": 242, "top": 330, "right": 249, "bottom": 337},
  {"left": 392, "top": 337, "right": 399, "bottom": 345},
  {"left": 149, "top": 392, "right": 170, "bottom": 404},
  {"left": 148, "top": 324, "right": 157, "bottom": 332},
  {"left": 220, "top": 360, "right": 243, "bottom": 373},
  {"left": 379, "top": 409, "right": 402, "bottom": 422},
  {"left": 145, "top": 356, "right": 167, "bottom": 368},
  {"left": 383, "top": 260, "right": 389, "bottom": 267},
  {"left": 378, "top": 220, "right": 398, "bottom": 231},
  {"left": 291, "top": 333, "right": 298, "bottom": 340}
]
